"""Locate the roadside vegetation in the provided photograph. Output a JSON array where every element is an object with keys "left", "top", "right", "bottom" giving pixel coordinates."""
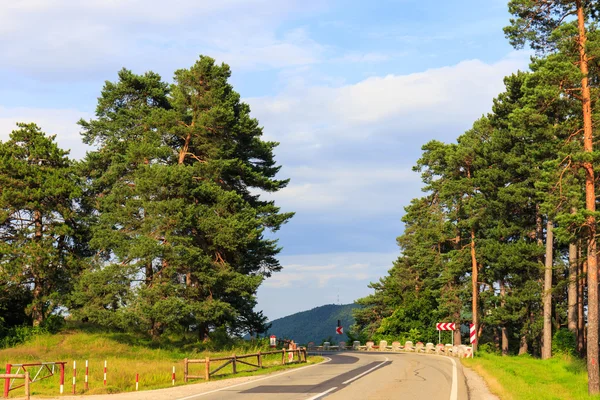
[
  {"left": 463, "top": 353, "right": 590, "bottom": 400},
  {"left": 0, "top": 326, "right": 321, "bottom": 398},
  {"left": 352, "top": 0, "right": 600, "bottom": 395}
]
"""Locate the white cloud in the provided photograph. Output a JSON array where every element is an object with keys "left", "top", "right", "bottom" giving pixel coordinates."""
[
  {"left": 249, "top": 52, "right": 530, "bottom": 215},
  {"left": 263, "top": 252, "right": 395, "bottom": 289},
  {"left": 0, "top": 0, "right": 325, "bottom": 80}
]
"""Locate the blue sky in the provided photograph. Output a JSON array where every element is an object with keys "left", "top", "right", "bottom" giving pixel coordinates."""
[{"left": 0, "top": 0, "right": 530, "bottom": 320}]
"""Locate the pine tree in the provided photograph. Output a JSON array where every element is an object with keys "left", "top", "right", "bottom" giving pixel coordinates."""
[
  {"left": 75, "top": 57, "right": 292, "bottom": 339},
  {"left": 506, "top": 1, "right": 600, "bottom": 390},
  {"left": 0, "top": 123, "right": 83, "bottom": 326}
]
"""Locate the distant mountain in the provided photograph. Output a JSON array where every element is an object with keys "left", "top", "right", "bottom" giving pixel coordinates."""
[{"left": 265, "top": 303, "right": 361, "bottom": 345}]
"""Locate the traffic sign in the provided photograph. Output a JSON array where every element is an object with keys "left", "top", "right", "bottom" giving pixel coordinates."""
[
  {"left": 436, "top": 323, "right": 456, "bottom": 331},
  {"left": 269, "top": 335, "right": 276, "bottom": 347},
  {"left": 470, "top": 324, "right": 477, "bottom": 344},
  {"left": 336, "top": 326, "right": 343, "bottom": 335}
]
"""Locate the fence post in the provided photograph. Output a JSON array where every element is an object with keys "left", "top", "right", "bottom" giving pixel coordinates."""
[
  {"left": 232, "top": 355, "right": 237, "bottom": 374},
  {"left": 184, "top": 358, "right": 188, "bottom": 383},
  {"left": 84, "top": 360, "right": 89, "bottom": 391},
  {"left": 282, "top": 349, "right": 286, "bottom": 365},
  {"left": 205, "top": 357, "right": 210, "bottom": 381},
  {"left": 257, "top": 351, "right": 262, "bottom": 368},
  {"left": 24, "top": 371, "right": 30, "bottom": 400},
  {"left": 73, "top": 360, "right": 77, "bottom": 394},
  {"left": 4, "top": 364, "right": 11, "bottom": 398},
  {"left": 60, "top": 362, "right": 64, "bottom": 394}
]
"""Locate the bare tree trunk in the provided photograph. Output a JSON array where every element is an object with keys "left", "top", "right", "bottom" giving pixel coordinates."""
[
  {"left": 470, "top": 229, "right": 478, "bottom": 353},
  {"left": 500, "top": 281, "right": 509, "bottom": 356},
  {"left": 518, "top": 335, "right": 528, "bottom": 355},
  {"left": 575, "top": 2, "right": 599, "bottom": 393},
  {"left": 454, "top": 328, "right": 462, "bottom": 346},
  {"left": 579, "top": 258, "right": 587, "bottom": 357},
  {"left": 568, "top": 235, "right": 578, "bottom": 334},
  {"left": 542, "top": 219, "right": 553, "bottom": 359}
]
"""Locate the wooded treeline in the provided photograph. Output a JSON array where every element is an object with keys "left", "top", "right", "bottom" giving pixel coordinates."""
[
  {"left": 0, "top": 56, "right": 292, "bottom": 341},
  {"left": 353, "top": 1, "right": 600, "bottom": 394}
]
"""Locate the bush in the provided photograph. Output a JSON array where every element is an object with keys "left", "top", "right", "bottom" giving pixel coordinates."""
[
  {"left": 0, "top": 325, "right": 48, "bottom": 349},
  {"left": 479, "top": 342, "right": 500, "bottom": 355},
  {"left": 552, "top": 328, "right": 577, "bottom": 357}
]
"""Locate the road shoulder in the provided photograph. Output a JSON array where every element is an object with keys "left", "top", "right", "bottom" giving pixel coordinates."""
[{"left": 462, "top": 365, "right": 500, "bottom": 400}]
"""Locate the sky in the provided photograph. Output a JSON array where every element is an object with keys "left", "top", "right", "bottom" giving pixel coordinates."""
[{"left": 0, "top": 0, "right": 531, "bottom": 321}]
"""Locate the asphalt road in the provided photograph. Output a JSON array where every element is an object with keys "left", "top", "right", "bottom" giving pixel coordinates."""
[{"left": 176, "top": 352, "right": 469, "bottom": 400}]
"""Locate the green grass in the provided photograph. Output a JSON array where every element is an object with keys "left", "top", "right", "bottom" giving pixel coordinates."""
[
  {"left": 462, "top": 352, "right": 599, "bottom": 400},
  {"left": 0, "top": 328, "right": 322, "bottom": 398}
]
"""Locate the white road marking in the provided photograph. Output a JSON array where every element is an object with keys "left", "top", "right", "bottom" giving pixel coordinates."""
[
  {"left": 342, "top": 357, "right": 389, "bottom": 385},
  {"left": 176, "top": 357, "right": 331, "bottom": 400},
  {"left": 449, "top": 357, "right": 458, "bottom": 400},
  {"left": 306, "top": 386, "right": 338, "bottom": 400}
]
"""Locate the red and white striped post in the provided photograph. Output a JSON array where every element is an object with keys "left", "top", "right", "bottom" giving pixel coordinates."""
[
  {"left": 103, "top": 360, "right": 107, "bottom": 386},
  {"left": 59, "top": 362, "right": 65, "bottom": 394},
  {"left": 84, "top": 360, "right": 89, "bottom": 390},
  {"left": 135, "top": 373, "right": 139, "bottom": 391},
  {"left": 72, "top": 361, "right": 77, "bottom": 394},
  {"left": 470, "top": 323, "right": 477, "bottom": 356},
  {"left": 172, "top": 366, "right": 175, "bottom": 386}
]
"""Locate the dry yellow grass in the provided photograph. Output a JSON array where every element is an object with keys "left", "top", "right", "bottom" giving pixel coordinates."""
[{"left": 0, "top": 330, "right": 317, "bottom": 398}]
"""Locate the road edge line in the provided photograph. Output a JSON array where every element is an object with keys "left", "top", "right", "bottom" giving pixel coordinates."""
[
  {"left": 176, "top": 357, "right": 332, "bottom": 400},
  {"left": 449, "top": 357, "right": 458, "bottom": 400}
]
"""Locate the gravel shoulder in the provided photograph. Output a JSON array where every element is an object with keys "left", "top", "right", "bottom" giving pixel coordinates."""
[{"left": 462, "top": 365, "right": 501, "bottom": 400}]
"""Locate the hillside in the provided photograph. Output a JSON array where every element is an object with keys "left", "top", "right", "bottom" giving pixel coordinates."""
[{"left": 266, "top": 304, "right": 361, "bottom": 345}]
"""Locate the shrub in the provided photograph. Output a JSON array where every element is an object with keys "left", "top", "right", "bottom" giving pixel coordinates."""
[{"left": 552, "top": 328, "right": 577, "bottom": 357}]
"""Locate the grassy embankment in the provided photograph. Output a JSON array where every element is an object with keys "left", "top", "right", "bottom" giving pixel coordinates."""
[
  {"left": 0, "top": 328, "right": 321, "bottom": 398},
  {"left": 462, "top": 352, "right": 595, "bottom": 400}
]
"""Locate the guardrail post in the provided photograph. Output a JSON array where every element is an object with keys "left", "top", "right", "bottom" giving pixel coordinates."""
[
  {"left": 4, "top": 364, "right": 10, "bottom": 398},
  {"left": 24, "top": 371, "right": 30, "bottom": 400},
  {"left": 232, "top": 355, "right": 237, "bottom": 374},
  {"left": 204, "top": 357, "right": 210, "bottom": 381},
  {"left": 257, "top": 351, "right": 262, "bottom": 368},
  {"left": 184, "top": 358, "right": 188, "bottom": 383}
]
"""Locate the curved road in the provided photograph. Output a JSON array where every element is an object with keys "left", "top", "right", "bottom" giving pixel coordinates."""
[{"left": 177, "top": 352, "right": 469, "bottom": 400}]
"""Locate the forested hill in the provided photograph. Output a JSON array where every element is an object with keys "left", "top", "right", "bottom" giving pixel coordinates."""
[{"left": 266, "top": 304, "right": 360, "bottom": 345}]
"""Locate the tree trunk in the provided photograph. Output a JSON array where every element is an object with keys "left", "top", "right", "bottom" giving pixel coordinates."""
[
  {"left": 579, "top": 258, "right": 587, "bottom": 357},
  {"left": 568, "top": 236, "right": 578, "bottom": 334},
  {"left": 575, "top": 2, "right": 599, "bottom": 393},
  {"left": 454, "top": 328, "right": 462, "bottom": 346},
  {"left": 31, "top": 210, "right": 44, "bottom": 326},
  {"left": 470, "top": 229, "right": 478, "bottom": 353},
  {"left": 178, "top": 133, "right": 192, "bottom": 164},
  {"left": 500, "top": 281, "right": 509, "bottom": 356},
  {"left": 518, "top": 334, "right": 528, "bottom": 355},
  {"left": 542, "top": 219, "right": 553, "bottom": 359}
]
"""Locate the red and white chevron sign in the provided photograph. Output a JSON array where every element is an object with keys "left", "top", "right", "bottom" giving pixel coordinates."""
[
  {"left": 336, "top": 326, "right": 343, "bottom": 335},
  {"left": 436, "top": 322, "right": 456, "bottom": 331},
  {"left": 470, "top": 324, "right": 477, "bottom": 344}
]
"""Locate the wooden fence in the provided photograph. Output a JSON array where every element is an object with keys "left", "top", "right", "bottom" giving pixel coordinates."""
[
  {"left": 2, "top": 372, "right": 30, "bottom": 400},
  {"left": 184, "top": 348, "right": 307, "bottom": 382}
]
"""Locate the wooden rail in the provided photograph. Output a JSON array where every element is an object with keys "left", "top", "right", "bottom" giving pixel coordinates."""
[
  {"left": 184, "top": 348, "right": 307, "bottom": 382},
  {"left": 2, "top": 372, "right": 30, "bottom": 400}
]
